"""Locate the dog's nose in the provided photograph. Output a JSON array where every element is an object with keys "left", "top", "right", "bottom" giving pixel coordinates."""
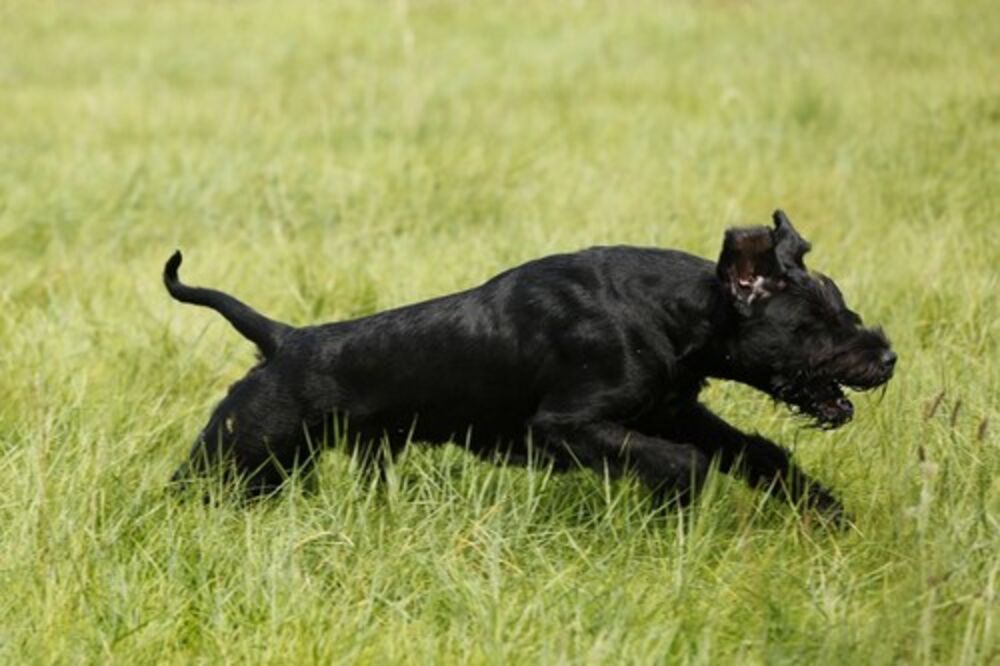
[{"left": 880, "top": 349, "right": 897, "bottom": 368}]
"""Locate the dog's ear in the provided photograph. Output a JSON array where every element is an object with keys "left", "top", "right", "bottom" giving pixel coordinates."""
[
  {"left": 771, "top": 209, "right": 811, "bottom": 273},
  {"left": 717, "top": 226, "right": 782, "bottom": 315}
]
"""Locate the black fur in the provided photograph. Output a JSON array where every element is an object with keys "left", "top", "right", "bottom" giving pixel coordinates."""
[{"left": 165, "top": 210, "right": 895, "bottom": 520}]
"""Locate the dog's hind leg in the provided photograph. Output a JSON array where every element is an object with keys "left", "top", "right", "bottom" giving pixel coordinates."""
[
  {"left": 173, "top": 375, "right": 321, "bottom": 499},
  {"left": 173, "top": 423, "right": 318, "bottom": 499}
]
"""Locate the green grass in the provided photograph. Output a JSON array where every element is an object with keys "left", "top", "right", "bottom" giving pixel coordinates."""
[{"left": 1, "top": 0, "right": 997, "bottom": 663}]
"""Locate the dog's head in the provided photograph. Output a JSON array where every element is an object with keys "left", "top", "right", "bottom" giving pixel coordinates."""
[{"left": 716, "top": 210, "right": 896, "bottom": 428}]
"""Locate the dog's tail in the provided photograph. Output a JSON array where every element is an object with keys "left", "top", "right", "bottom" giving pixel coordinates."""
[{"left": 163, "top": 250, "right": 292, "bottom": 359}]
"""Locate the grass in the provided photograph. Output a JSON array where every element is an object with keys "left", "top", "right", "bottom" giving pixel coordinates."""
[{"left": 0, "top": 0, "right": 997, "bottom": 663}]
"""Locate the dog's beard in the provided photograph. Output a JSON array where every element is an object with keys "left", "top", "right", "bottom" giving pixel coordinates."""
[
  {"left": 773, "top": 362, "right": 893, "bottom": 429},
  {"left": 774, "top": 378, "right": 854, "bottom": 429}
]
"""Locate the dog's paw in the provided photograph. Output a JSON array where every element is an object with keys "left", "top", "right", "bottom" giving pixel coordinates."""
[{"left": 804, "top": 487, "right": 852, "bottom": 529}]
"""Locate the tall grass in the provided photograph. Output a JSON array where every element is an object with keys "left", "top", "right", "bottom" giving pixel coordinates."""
[{"left": 0, "top": 1, "right": 996, "bottom": 662}]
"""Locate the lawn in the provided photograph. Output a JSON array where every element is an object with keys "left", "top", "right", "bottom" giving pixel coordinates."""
[{"left": 0, "top": 1, "right": 996, "bottom": 663}]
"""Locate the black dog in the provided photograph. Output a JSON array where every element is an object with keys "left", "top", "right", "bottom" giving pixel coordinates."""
[{"left": 164, "top": 210, "right": 895, "bottom": 519}]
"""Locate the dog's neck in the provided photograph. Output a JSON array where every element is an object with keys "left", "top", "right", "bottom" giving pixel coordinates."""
[{"left": 665, "top": 273, "right": 742, "bottom": 381}]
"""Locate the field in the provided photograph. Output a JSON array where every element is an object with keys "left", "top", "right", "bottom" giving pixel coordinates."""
[{"left": 1, "top": 1, "right": 997, "bottom": 663}]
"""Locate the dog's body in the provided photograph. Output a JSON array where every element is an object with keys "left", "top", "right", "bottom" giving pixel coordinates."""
[{"left": 166, "top": 211, "right": 895, "bottom": 518}]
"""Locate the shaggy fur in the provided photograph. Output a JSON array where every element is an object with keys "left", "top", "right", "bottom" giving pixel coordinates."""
[{"left": 165, "top": 210, "right": 895, "bottom": 519}]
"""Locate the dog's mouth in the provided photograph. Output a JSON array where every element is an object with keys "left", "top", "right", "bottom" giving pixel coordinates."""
[
  {"left": 804, "top": 382, "right": 855, "bottom": 429},
  {"left": 773, "top": 353, "right": 896, "bottom": 429},
  {"left": 776, "top": 378, "right": 883, "bottom": 429}
]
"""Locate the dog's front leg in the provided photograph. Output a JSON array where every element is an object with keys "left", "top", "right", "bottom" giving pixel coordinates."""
[
  {"left": 660, "top": 404, "right": 846, "bottom": 521},
  {"left": 531, "top": 417, "right": 710, "bottom": 506}
]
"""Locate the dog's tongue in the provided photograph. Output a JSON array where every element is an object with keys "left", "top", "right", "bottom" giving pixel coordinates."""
[{"left": 818, "top": 395, "right": 854, "bottom": 427}]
